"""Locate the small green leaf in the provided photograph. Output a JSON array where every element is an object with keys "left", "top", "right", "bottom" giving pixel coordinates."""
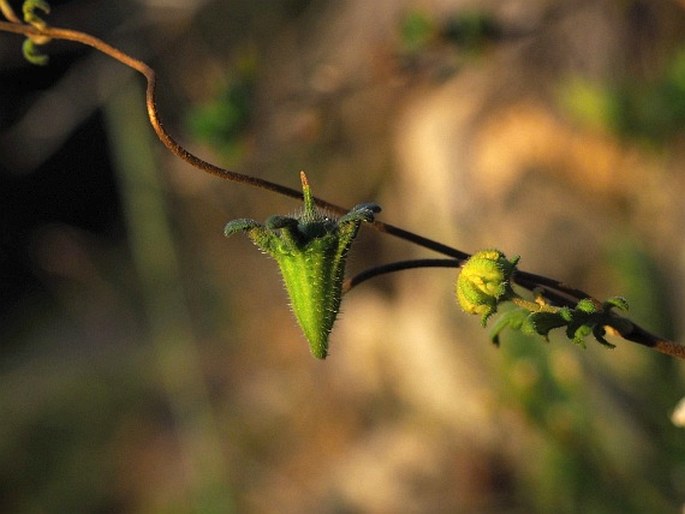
[
  {"left": 527, "top": 311, "right": 568, "bottom": 340},
  {"left": 476, "top": 279, "right": 631, "bottom": 350},
  {"left": 489, "top": 308, "right": 527, "bottom": 345}
]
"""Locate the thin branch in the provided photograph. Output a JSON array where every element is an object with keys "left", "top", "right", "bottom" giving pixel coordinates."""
[
  {"left": 1, "top": 18, "right": 682, "bottom": 359},
  {"left": 620, "top": 323, "right": 685, "bottom": 359},
  {"left": 343, "top": 259, "right": 459, "bottom": 293},
  {"left": 513, "top": 270, "right": 598, "bottom": 308},
  {"left": 0, "top": 0, "right": 20, "bottom": 23},
  {"left": 0, "top": 20, "right": 462, "bottom": 261}
]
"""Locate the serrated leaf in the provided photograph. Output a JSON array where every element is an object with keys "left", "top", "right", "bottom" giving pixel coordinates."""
[{"left": 527, "top": 311, "right": 568, "bottom": 339}]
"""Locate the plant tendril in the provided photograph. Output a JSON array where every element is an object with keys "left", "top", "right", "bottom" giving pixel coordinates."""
[{"left": 343, "top": 259, "right": 459, "bottom": 293}]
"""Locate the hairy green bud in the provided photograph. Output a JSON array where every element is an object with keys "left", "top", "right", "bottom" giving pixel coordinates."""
[
  {"left": 224, "top": 171, "right": 380, "bottom": 359},
  {"left": 456, "top": 249, "right": 519, "bottom": 325}
]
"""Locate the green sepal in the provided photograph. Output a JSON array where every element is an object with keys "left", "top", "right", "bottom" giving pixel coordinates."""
[
  {"left": 224, "top": 172, "right": 380, "bottom": 359},
  {"left": 224, "top": 218, "right": 261, "bottom": 236}
]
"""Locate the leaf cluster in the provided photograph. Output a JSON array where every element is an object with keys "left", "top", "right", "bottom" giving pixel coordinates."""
[{"left": 490, "top": 296, "right": 632, "bottom": 348}]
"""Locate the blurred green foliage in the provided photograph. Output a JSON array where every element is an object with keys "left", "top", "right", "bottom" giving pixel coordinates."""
[
  {"left": 400, "top": 8, "right": 502, "bottom": 56},
  {"left": 494, "top": 235, "right": 685, "bottom": 514},
  {"left": 607, "top": 239, "right": 675, "bottom": 337},
  {"left": 400, "top": 10, "right": 435, "bottom": 54},
  {"left": 185, "top": 57, "right": 256, "bottom": 160},
  {"left": 0, "top": 356, "right": 147, "bottom": 513},
  {"left": 562, "top": 46, "right": 685, "bottom": 142},
  {"left": 499, "top": 332, "right": 682, "bottom": 513},
  {"left": 443, "top": 10, "right": 501, "bottom": 52}
]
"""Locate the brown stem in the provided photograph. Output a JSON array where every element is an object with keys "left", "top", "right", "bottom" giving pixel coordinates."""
[
  {"left": 343, "top": 259, "right": 459, "bottom": 293},
  {"left": 0, "top": 20, "right": 464, "bottom": 259},
  {"left": 1, "top": 19, "right": 682, "bottom": 359},
  {"left": 0, "top": 0, "right": 20, "bottom": 24}
]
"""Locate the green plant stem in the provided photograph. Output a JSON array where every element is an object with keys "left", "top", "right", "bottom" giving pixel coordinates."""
[{"left": 510, "top": 296, "right": 560, "bottom": 314}]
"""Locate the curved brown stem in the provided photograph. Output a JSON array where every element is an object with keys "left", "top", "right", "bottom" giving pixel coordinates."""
[
  {"left": 0, "top": 19, "right": 465, "bottom": 260},
  {"left": 343, "top": 259, "right": 459, "bottom": 293},
  {"left": 1, "top": 19, "right": 682, "bottom": 359},
  {"left": 0, "top": 1, "right": 20, "bottom": 24}
]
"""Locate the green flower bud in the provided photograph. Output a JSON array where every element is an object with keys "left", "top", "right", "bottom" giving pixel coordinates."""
[
  {"left": 224, "top": 172, "right": 380, "bottom": 359},
  {"left": 456, "top": 249, "right": 519, "bottom": 325}
]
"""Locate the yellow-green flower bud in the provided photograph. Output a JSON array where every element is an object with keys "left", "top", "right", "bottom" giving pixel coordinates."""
[{"left": 456, "top": 249, "right": 519, "bottom": 325}]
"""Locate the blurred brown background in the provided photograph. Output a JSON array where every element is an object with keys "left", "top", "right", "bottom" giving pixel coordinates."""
[{"left": 2, "top": 0, "right": 685, "bottom": 512}]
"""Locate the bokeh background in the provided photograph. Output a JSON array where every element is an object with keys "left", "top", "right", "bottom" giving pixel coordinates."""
[{"left": 2, "top": 0, "right": 685, "bottom": 512}]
